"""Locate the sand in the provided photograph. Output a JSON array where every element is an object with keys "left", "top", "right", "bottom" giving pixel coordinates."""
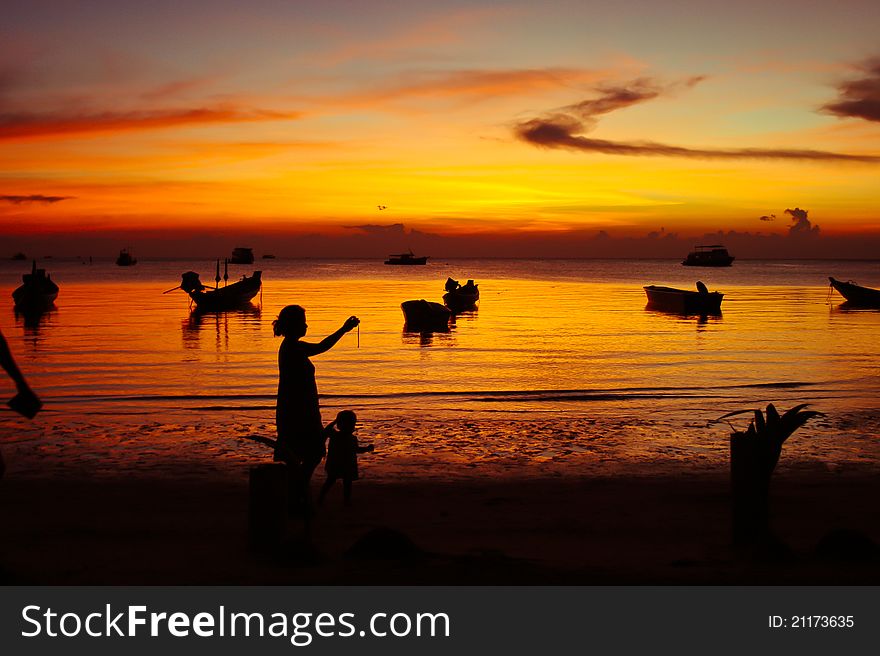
[{"left": 2, "top": 463, "right": 880, "bottom": 585}]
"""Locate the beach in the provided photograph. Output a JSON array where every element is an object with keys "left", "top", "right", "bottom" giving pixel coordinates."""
[{"left": 2, "top": 463, "right": 880, "bottom": 585}]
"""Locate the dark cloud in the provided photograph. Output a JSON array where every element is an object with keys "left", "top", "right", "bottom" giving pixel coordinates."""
[
  {"left": 346, "top": 223, "right": 407, "bottom": 235},
  {"left": 0, "top": 107, "right": 299, "bottom": 141},
  {"left": 515, "top": 77, "right": 879, "bottom": 162},
  {"left": 822, "top": 57, "right": 880, "bottom": 123},
  {"left": 759, "top": 214, "right": 776, "bottom": 221},
  {"left": 0, "top": 194, "right": 74, "bottom": 204},
  {"left": 785, "top": 207, "right": 820, "bottom": 238}
]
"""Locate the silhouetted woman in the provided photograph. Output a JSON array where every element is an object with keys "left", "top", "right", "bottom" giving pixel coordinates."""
[{"left": 273, "top": 305, "right": 359, "bottom": 515}]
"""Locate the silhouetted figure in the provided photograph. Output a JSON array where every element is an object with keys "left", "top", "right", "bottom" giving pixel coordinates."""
[
  {"left": 273, "top": 306, "right": 359, "bottom": 518},
  {"left": 318, "top": 410, "right": 374, "bottom": 506},
  {"left": 0, "top": 328, "right": 42, "bottom": 479}
]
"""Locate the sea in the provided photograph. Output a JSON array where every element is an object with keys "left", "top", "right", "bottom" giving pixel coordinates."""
[{"left": 1, "top": 258, "right": 879, "bottom": 481}]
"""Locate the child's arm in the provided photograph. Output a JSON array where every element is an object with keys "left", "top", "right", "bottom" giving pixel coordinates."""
[{"left": 356, "top": 443, "right": 374, "bottom": 453}]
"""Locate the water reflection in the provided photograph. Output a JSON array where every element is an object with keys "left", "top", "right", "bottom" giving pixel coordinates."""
[
  {"left": 832, "top": 301, "right": 880, "bottom": 314},
  {"left": 181, "top": 303, "right": 262, "bottom": 351},
  {"left": 402, "top": 324, "right": 456, "bottom": 347},
  {"left": 13, "top": 304, "right": 56, "bottom": 342},
  {"left": 644, "top": 305, "right": 723, "bottom": 329}
]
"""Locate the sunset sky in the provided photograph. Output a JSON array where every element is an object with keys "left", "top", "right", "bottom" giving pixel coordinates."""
[{"left": 2, "top": 0, "right": 880, "bottom": 257}]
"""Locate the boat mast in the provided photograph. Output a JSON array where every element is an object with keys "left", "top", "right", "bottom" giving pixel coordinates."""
[
  {"left": 223, "top": 258, "right": 229, "bottom": 287},
  {"left": 215, "top": 259, "right": 221, "bottom": 289}
]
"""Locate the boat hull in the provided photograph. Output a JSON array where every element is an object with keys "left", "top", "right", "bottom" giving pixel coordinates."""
[
  {"left": 443, "top": 289, "right": 479, "bottom": 311},
  {"left": 401, "top": 299, "right": 450, "bottom": 329},
  {"left": 385, "top": 257, "right": 428, "bottom": 265},
  {"left": 681, "top": 258, "right": 734, "bottom": 267},
  {"left": 829, "top": 277, "right": 880, "bottom": 308},
  {"left": 644, "top": 285, "right": 723, "bottom": 314},
  {"left": 188, "top": 272, "right": 262, "bottom": 311},
  {"left": 12, "top": 286, "right": 58, "bottom": 310}
]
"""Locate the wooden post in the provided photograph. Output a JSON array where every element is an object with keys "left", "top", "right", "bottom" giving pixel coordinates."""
[{"left": 249, "top": 462, "right": 288, "bottom": 548}]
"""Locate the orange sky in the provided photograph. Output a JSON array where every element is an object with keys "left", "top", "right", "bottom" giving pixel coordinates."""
[{"left": 2, "top": 0, "right": 879, "bottom": 257}]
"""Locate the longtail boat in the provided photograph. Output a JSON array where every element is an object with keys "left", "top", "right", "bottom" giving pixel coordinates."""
[
  {"left": 828, "top": 277, "right": 880, "bottom": 308},
  {"left": 12, "top": 260, "right": 59, "bottom": 310}
]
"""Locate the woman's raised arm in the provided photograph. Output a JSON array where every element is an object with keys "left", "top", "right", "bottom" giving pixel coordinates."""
[{"left": 300, "top": 316, "right": 359, "bottom": 356}]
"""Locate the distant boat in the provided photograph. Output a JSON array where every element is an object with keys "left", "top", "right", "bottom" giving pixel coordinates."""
[
  {"left": 11, "top": 252, "right": 26, "bottom": 261},
  {"left": 644, "top": 281, "right": 723, "bottom": 314},
  {"left": 177, "top": 269, "right": 262, "bottom": 311},
  {"left": 261, "top": 254, "right": 276, "bottom": 259},
  {"left": 12, "top": 260, "right": 59, "bottom": 310},
  {"left": 401, "top": 299, "right": 450, "bottom": 329},
  {"left": 443, "top": 277, "right": 479, "bottom": 312},
  {"left": 116, "top": 249, "right": 137, "bottom": 266},
  {"left": 828, "top": 277, "right": 880, "bottom": 308},
  {"left": 682, "top": 245, "right": 734, "bottom": 267},
  {"left": 385, "top": 250, "right": 428, "bottom": 265},
  {"left": 230, "top": 247, "right": 255, "bottom": 264}
]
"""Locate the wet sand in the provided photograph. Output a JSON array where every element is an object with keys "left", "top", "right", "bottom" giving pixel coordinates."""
[{"left": 2, "top": 464, "right": 879, "bottom": 584}]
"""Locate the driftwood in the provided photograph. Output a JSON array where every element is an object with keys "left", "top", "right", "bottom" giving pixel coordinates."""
[{"left": 719, "top": 404, "right": 822, "bottom": 545}]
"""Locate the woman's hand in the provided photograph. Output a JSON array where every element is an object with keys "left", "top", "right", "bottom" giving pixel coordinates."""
[{"left": 342, "top": 316, "right": 360, "bottom": 332}]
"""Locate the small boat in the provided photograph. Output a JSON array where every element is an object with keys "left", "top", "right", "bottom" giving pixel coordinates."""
[
  {"left": 261, "top": 254, "right": 276, "bottom": 259},
  {"left": 175, "top": 268, "right": 262, "bottom": 311},
  {"left": 401, "top": 299, "right": 450, "bottom": 329},
  {"left": 682, "top": 245, "right": 734, "bottom": 267},
  {"left": 385, "top": 250, "right": 428, "bottom": 265},
  {"left": 229, "top": 247, "right": 255, "bottom": 264},
  {"left": 13, "top": 260, "right": 59, "bottom": 310},
  {"left": 644, "top": 281, "right": 723, "bottom": 314},
  {"left": 828, "top": 277, "right": 880, "bottom": 308},
  {"left": 11, "top": 252, "right": 27, "bottom": 261},
  {"left": 116, "top": 248, "right": 137, "bottom": 266},
  {"left": 443, "top": 277, "right": 479, "bottom": 311}
]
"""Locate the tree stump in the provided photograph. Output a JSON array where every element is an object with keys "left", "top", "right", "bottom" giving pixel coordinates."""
[{"left": 730, "top": 431, "right": 772, "bottom": 545}]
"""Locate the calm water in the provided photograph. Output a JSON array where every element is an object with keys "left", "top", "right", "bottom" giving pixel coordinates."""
[{"left": 1, "top": 258, "right": 879, "bottom": 480}]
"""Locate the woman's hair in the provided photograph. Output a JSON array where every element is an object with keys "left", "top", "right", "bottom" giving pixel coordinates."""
[{"left": 273, "top": 305, "right": 307, "bottom": 337}]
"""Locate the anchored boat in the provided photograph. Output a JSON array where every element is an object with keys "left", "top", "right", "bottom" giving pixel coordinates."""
[
  {"left": 167, "top": 259, "right": 262, "bottom": 311},
  {"left": 443, "top": 277, "right": 479, "bottom": 312},
  {"left": 12, "top": 260, "right": 59, "bottom": 310},
  {"left": 401, "top": 299, "right": 450, "bottom": 330},
  {"left": 828, "top": 277, "right": 880, "bottom": 308},
  {"left": 116, "top": 248, "right": 137, "bottom": 266},
  {"left": 230, "top": 247, "right": 255, "bottom": 264},
  {"left": 644, "top": 281, "right": 723, "bottom": 314},
  {"left": 682, "top": 245, "right": 734, "bottom": 267},
  {"left": 385, "top": 250, "right": 428, "bottom": 265}
]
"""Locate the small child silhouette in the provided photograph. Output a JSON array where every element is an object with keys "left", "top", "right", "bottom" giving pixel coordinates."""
[{"left": 318, "top": 410, "right": 374, "bottom": 506}]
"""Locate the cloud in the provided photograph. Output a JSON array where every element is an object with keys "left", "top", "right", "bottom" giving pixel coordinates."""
[
  {"left": 515, "top": 77, "right": 880, "bottom": 163},
  {"left": 759, "top": 214, "right": 776, "bottom": 221},
  {"left": 347, "top": 223, "right": 407, "bottom": 235},
  {"left": 1, "top": 194, "right": 74, "bottom": 204},
  {"left": 822, "top": 57, "right": 880, "bottom": 123},
  {"left": 314, "top": 67, "right": 607, "bottom": 111},
  {"left": 0, "top": 106, "right": 301, "bottom": 141},
  {"left": 785, "top": 207, "right": 820, "bottom": 238}
]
